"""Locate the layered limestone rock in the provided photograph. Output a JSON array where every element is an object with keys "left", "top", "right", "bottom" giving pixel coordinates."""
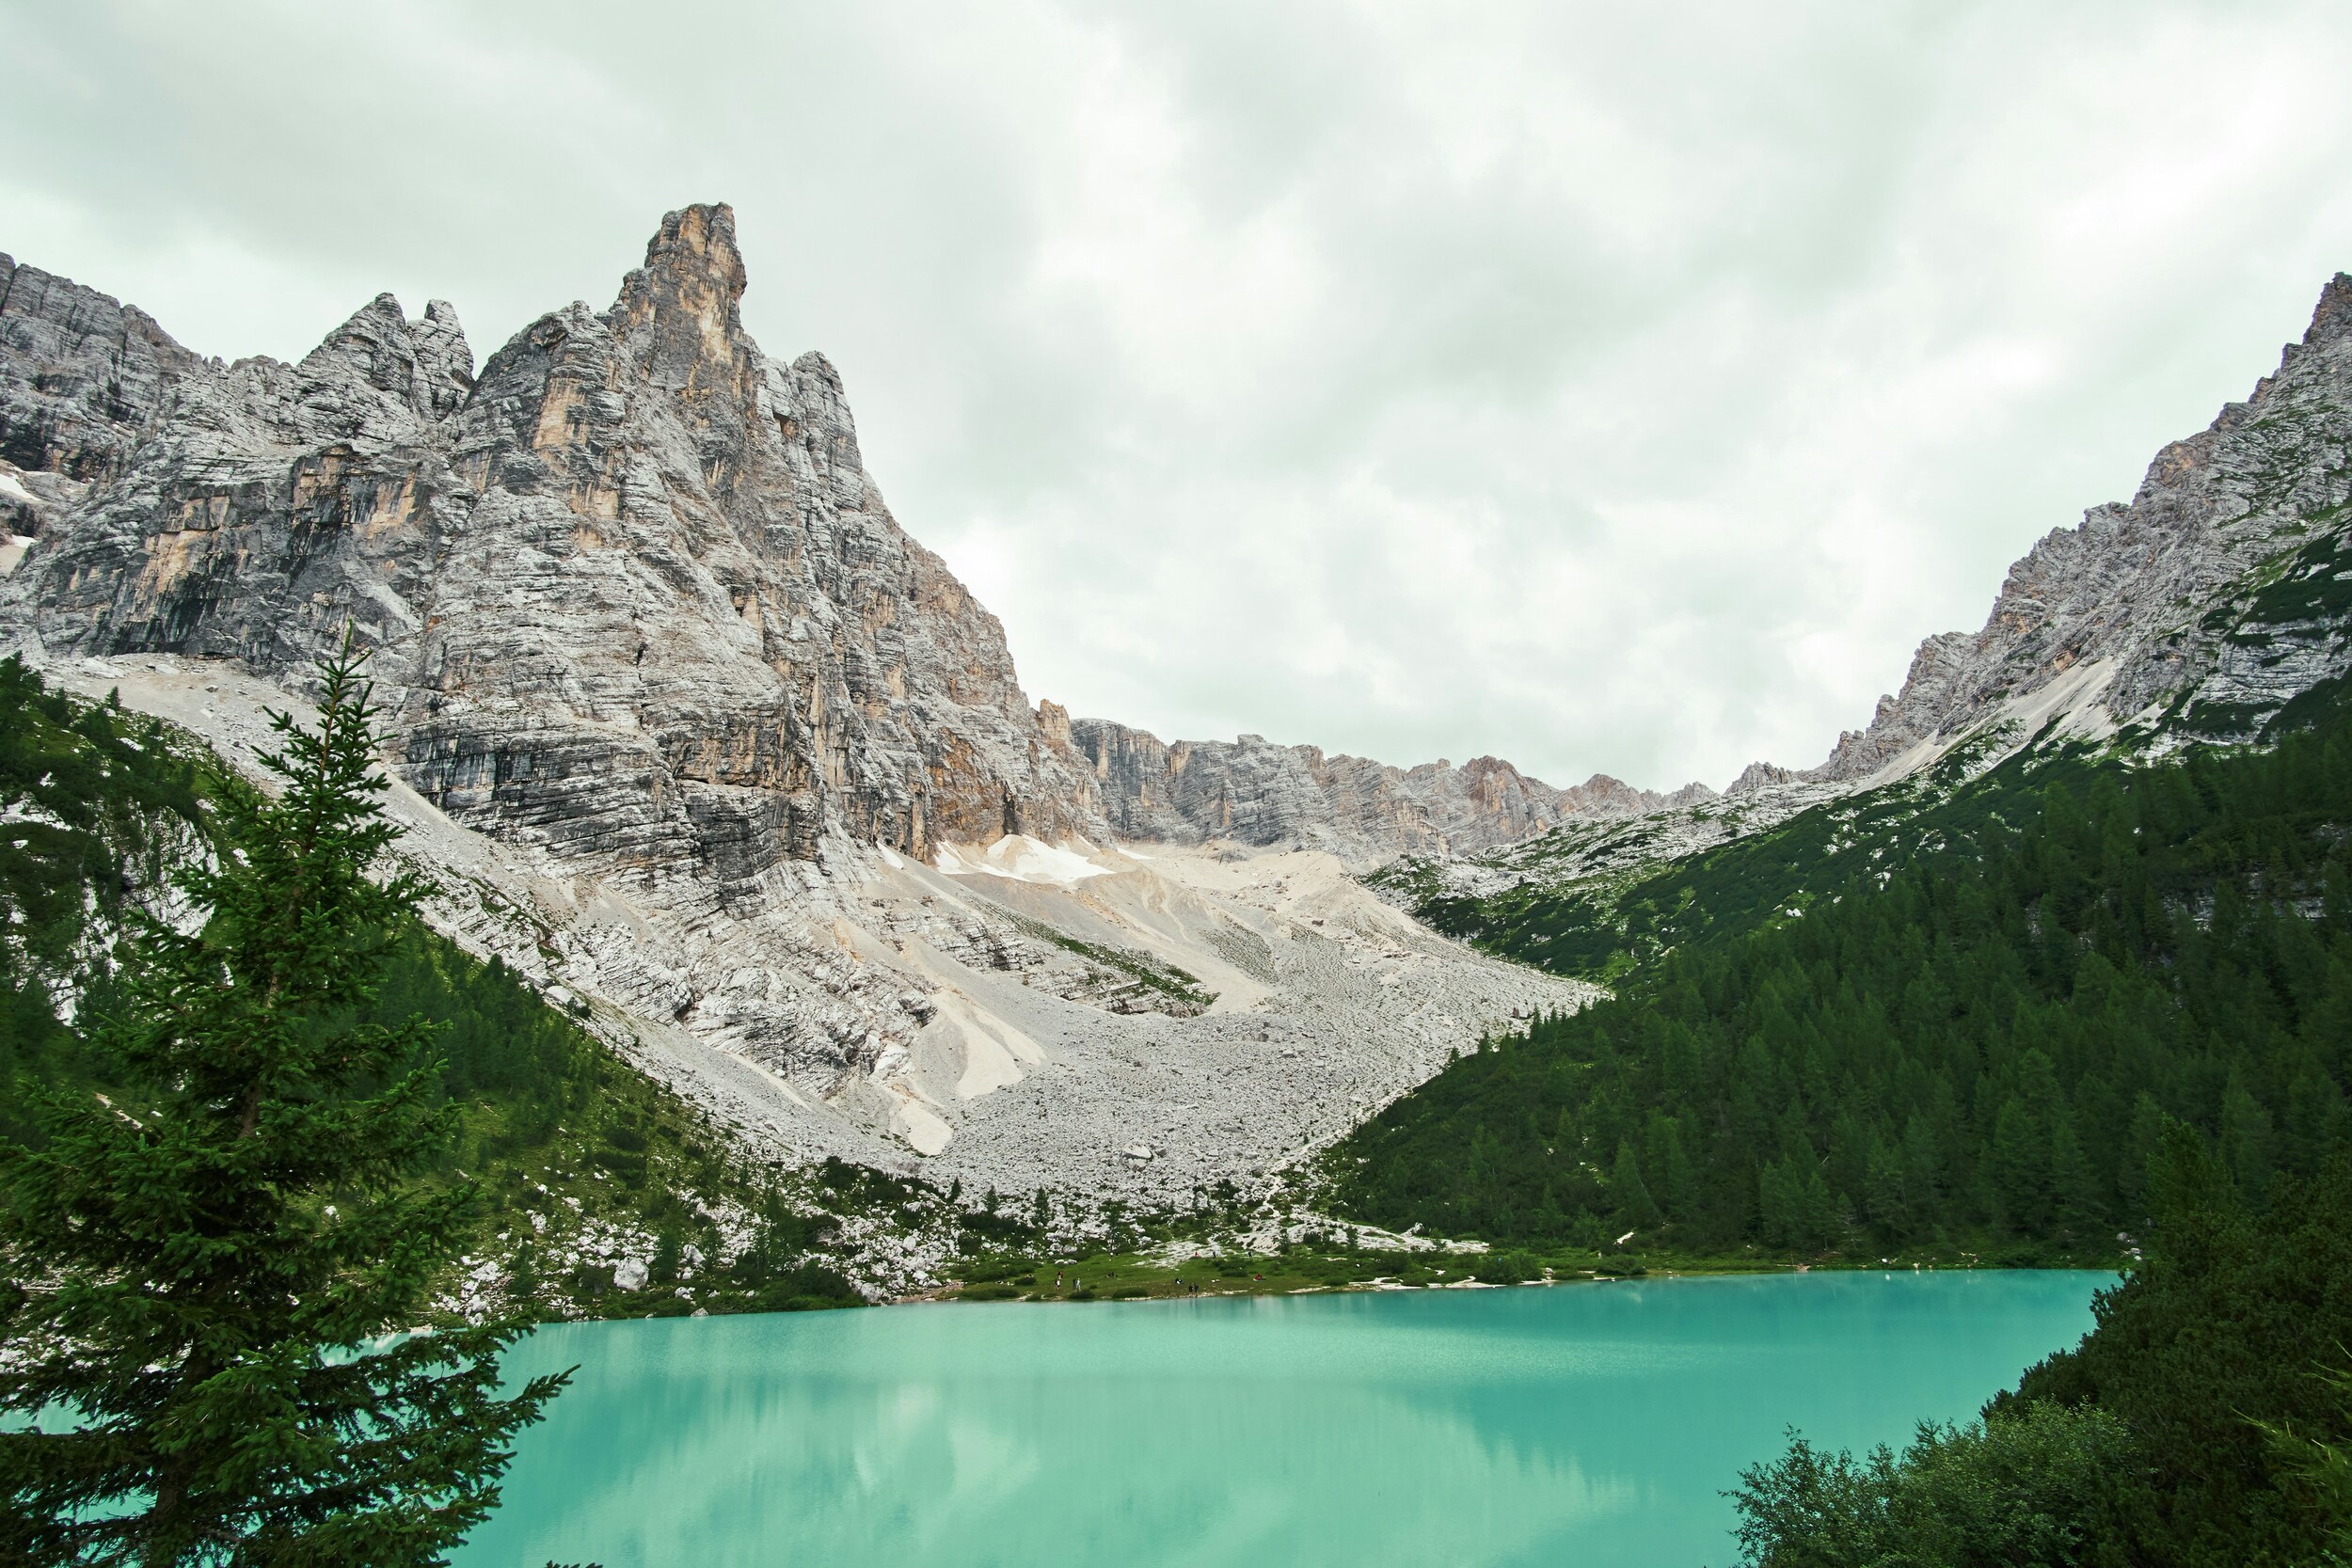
[
  {"left": 36, "top": 652, "right": 1591, "bottom": 1200},
  {"left": 1071, "top": 718, "right": 1715, "bottom": 868},
  {"left": 0, "top": 255, "right": 204, "bottom": 546}
]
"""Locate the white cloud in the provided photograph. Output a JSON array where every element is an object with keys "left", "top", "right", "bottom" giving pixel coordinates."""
[{"left": 7, "top": 0, "right": 2352, "bottom": 789}]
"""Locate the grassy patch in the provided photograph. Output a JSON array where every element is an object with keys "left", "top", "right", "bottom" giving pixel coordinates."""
[
  {"left": 936, "top": 1240, "right": 2096, "bottom": 1305},
  {"left": 1014, "top": 916, "right": 1217, "bottom": 1013}
]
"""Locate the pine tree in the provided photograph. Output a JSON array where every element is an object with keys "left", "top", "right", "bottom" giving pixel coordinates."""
[
  {"left": 1645, "top": 1112, "right": 1698, "bottom": 1215},
  {"left": 1756, "top": 1157, "right": 1795, "bottom": 1248},
  {"left": 1989, "top": 1095, "right": 2052, "bottom": 1235},
  {"left": 2219, "top": 1069, "right": 2277, "bottom": 1202},
  {"left": 1793, "top": 1162, "right": 1839, "bottom": 1251},
  {"left": 1900, "top": 1116, "right": 1942, "bottom": 1228},
  {"left": 1863, "top": 1133, "right": 1913, "bottom": 1242},
  {"left": 1611, "top": 1140, "right": 1663, "bottom": 1228},
  {"left": 0, "top": 641, "right": 567, "bottom": 1566}
]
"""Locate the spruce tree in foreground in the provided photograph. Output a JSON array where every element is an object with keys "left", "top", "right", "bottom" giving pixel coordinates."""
[{"left": 0, "top": 641, "right": 567, "bottom": 1566}]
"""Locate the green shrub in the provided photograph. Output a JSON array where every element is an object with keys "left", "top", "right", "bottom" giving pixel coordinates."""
[
  {"left": 1737, "top": 1147, "right": 2352, "bottom": 1565},
  {"left": 750, "top": 1262, "right": 861, "bottom": 1313},
  {"left": 1734, "top": 1404, "right": 2135, "bottom": 1566}
]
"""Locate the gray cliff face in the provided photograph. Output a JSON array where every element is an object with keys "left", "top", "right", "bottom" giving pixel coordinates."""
[
  {"left": 7, "top": 205, "right": 1104, "bottom": 892},
  {"left": 0, "top": 255, "right": 206, "bottom": 537},
  {"left": 0, "top": 253, "right": 202, "bottom": 486},
  {"left": 1731, "top": 272, "right": 2352, "bottom": 792},
  {"left": 0, "top": 211, "right": 1615, "bottom": 880},
  {"left": 1070, "top": 717, "right": 1715, "bottom": 867}
]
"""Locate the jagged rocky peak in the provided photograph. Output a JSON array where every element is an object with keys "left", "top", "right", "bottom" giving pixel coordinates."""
[
  {"left": 612, "top": 201, "right": 751, "bottom": 384},
  {"left": 0, "top": 202, "right": 1613, "bottom": 878},
  {"left": 2300, "top": 271, "right": 2352, "bottom": 350},
  {"left": 2, "top": 202, "right": 1105, "bottom": 886},
  {"left": 1724, "top": 760, "right": 1800, "bottom": 798},
  {"left": 298, "top": 293, "right": 475, "bottom": 421}
]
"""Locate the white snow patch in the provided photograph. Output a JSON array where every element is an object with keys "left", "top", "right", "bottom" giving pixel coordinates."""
[
  {"left": 0, "top": 473, "right": 37, "bottom": 506},
  {"left": 877, "top": 845, "right": 905, "bottom": 870},
  {"left": 934, "top": 834, "right": 1111, "bottom": 887}
]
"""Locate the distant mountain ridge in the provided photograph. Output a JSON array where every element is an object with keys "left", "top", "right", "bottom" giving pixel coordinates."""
[{"left": 1070, "top": 715, "right": 1715, "bottom": 864}]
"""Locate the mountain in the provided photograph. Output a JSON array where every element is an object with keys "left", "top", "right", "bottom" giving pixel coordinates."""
[
  {"left": 0, "top": 207, "right": 1585, "bottom": 1205},
  {"left": 1756, "top": 273, "right": 2352, "bottom": 784},
  {"left": 0, "top": 215, "right": 1630, "bottom": 875},
  {"left": 8, "top": 207, "right": 1102, "bottom": 863},
  {"left": 14, "top": 204, "right": 2348, "bottom": 1233},
  {"left": 1793, "top": 274, "right": 2352, "bottom": 785},
  {"left": 1380, "top": 273, "right": 2352, "bottom": 938},
  {"left": 0, "top": 251, "right": 199, "bottom": 485}
]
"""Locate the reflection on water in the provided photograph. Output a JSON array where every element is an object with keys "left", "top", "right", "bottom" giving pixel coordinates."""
[{"left": 456, "top": 1271, "right": 2106, "bottom": 1568}]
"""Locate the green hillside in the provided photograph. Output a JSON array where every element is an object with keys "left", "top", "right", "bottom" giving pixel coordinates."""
[
  {"left": 0, "top": 657, "right": 871, "bottom": 1320},
  {"left": 1331, "top": 696, "right": 2352, "bottom": 1261}
]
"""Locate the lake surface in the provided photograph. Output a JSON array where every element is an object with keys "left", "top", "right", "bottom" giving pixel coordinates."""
[{"left": 455, "top": 1270, "right": 2106, "bottom": 1568}]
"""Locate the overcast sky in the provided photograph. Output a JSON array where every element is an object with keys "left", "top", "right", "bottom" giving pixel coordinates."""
[{"left": 9, "top": 2, "right": 2352, "bottom": 791}]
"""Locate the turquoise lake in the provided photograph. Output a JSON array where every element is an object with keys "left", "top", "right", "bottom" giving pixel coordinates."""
[{"left": 454, "top": 1270, "right": 2107, "bottom": 1568}]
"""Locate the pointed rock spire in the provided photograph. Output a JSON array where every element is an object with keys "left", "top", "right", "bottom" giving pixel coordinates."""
[
  {"left": 297, "top": 293, "right": 470, "bottom": 420},
  {"left": 411, "top": 299, "right": 473, "bottom": 420},
  {"left": 598, "top": 203, "right": 761, "bottom": 434},
  {"left": 299, "top": 293, "right": 419, "bottom": 399},
  {"left": 612, "top": 203, "right": 750, "bottom": 386}
]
